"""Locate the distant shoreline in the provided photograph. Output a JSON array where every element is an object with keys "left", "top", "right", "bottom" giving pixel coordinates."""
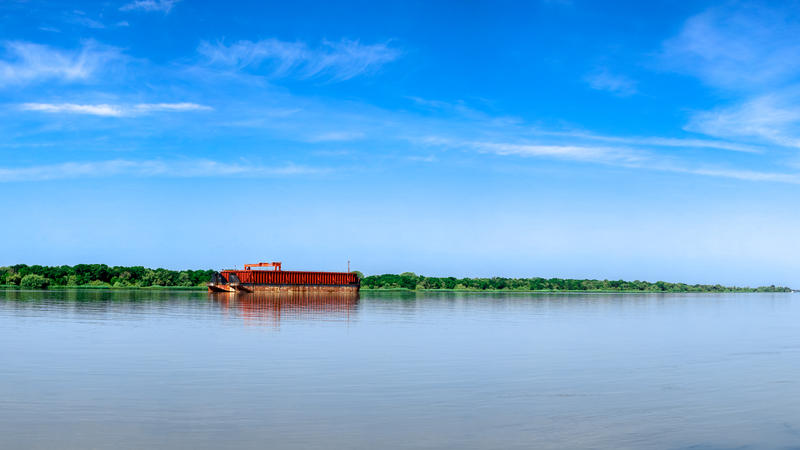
[
  {"left": 0, "top": 284, "right": 206, "bottom": 291},
  {"left": 0, "top": 265, "right": 793, "bottom": 293},
  {"left": 360, "top": 288, "right": 796, "bottom": 294},
  {"left": 359, "top": 273, "right": 792, "bottom": 293},
  {"left": 0, "top": 285, "right": 793, "bottom": 294}
]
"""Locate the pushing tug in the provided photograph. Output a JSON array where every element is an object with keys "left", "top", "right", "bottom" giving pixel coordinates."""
[{"left": 208, "top": 262, "right": 360, "bottom": 294}]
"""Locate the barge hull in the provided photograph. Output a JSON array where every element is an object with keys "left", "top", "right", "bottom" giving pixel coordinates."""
[
  {"left": 208, "top": 266, "right": 360, "bottom": 294},
  {"left": 209, "top": 283, "right": 359, "bottom": 294}
]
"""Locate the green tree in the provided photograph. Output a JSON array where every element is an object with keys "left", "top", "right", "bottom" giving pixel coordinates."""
[
  {"left": 177, "top": 272, "right": 193, "bottom": 287},
  {"left": 6, "top": 273, "right": 21, "bottom": 286},
  {"left": 20, "top": 274, "right": 50, "bottom": 289}
]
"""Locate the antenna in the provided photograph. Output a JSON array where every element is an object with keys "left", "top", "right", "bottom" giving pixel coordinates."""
[{"left": 348, "top": 260, "right": 350, "bottom": 272}]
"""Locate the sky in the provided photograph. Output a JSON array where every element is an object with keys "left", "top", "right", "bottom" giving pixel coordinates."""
[{"left": 2, "top": 0, "right": 800, "bottom": 286}]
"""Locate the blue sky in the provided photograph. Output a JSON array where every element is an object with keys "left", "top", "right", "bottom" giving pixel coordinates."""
[{"left": 2, "top": 0, "right": 800, "bottom": 286}]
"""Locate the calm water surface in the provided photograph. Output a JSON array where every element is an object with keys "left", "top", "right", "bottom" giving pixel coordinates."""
[{"left": 2, "top": 290, "right": 799, "bottom": 449}]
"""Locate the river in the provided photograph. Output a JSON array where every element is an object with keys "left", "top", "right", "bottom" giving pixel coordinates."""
[{"left": 1, "top": 289, "right": 798, "bottom": 449}]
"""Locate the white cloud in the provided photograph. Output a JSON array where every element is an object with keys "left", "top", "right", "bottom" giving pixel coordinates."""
[
  {"left": 20, "top": 102, "right": 212, "bottom": 117},
  {"left": 120, "top": 0, "right": 179, "bottom": 13},
  {"left": 406, "top": 96, "right": 512, "bottom": 122},
  {"left": 0, "top": 159, "right": 324, "bottom": 182},
  {"left": 307, "top": 131, "right": 365, "bottom": 142},
  {"left": 133, "top": 102, "right": 212, "bottom": 113},
  {"left": 0, "top": 41, "right": 121, "bottom": 87},
  {"left": 685, "top": 94, "right": 800, "bottom": 148},
  {"left": 660, "top": 5, "right": 800, "bottom": 90},
  {"left": 660, "top": 5, "right": 800, "bottom": 150},
  {"left": 432, "top": 138, "right": 646, "bottom": 165},
  {"left": 66, "top": 11, "right": 106, "bottom": 29},
  {"left": 584, "top": 69, "right": 637, "bottom": 96},
  {"left": 679, "top": 167, "right": 800, "bottom": 184},
  {"left": 407, "top": 155, "right": 437, "bottom": 163},
  {"left": 198, "top": 38, "right": 400, "bottom": 81},
  {"left": 21, "top": 103, "right": 125, "bottom": 116},
  {"left": 544, "top": 130, "right": 762, "bottom": 153},
  {"left": 423, "top": 136, "right": 800, "bottom": 184}
]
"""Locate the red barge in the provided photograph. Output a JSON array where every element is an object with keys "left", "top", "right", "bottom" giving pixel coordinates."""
[{"left": 208, "top": 262, "right": 360, "bottom": 294}]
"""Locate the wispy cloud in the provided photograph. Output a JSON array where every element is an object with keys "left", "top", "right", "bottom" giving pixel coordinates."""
[
  {"left": 584, "top": 69, "right": 637, "bottom": 96},
  {"left": 422, "top": 136, "right": 800, "bottom": 184},
  {"left": 660, "top": 4, "right": 800, "bottom": 150},
  {"left": 120, "top": 0, "right": 179, "bottom": 13},
  {"left": 407, "top": 154, "right": 437, "bottom": 163},
  {"left": 20, "top": 102, "right": 212, "bottom": 117},
  {"left": 0, "top": 159, "right": 324, "bottom": 182},
  {"left": 132, "top": 103, "right": 212, "bottom": 113},
  {"left": 685, "top": 94, "right": 800, "bottom": 148},
  {"left": 543, "top": 130, "right": 762, "bottom": 153},
  {"left": 660, "top": 4, "right": 800, "bottom": 90},
  {"left": 307, "top": 131, "right": 365, "bottom": 142},
  {"left": 426, "top": 137, "right": 646, "bottom": 165},
  {"left": 198, "top": 38, "right": 400, "bottom": 81},
  {"left": 480, "top": 141, "right": 640, "bottom": 164},
  {"left": 406, "top": 96, "right": 513, "bottom": 122},
  {"left": 21, "top": 103, "right": 124, "bottom": 116},
  {"left": 676, "top": 166, "right": 800, "bottom": 184},
  {"left": 65, "top": 11, "right": 106, "bottom": 29},
  {"left": 0, "top": 41, "right": 121, "bottom": 87}
]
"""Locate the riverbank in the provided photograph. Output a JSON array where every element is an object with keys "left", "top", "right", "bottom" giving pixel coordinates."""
[
  {"left": 0, "top": 285, "right": 794, "bottom": 294},
  {"left": 360, "top": 273, "right": 792, "bottom": 293},
  {"left": 1, "top": 264, "right": 792, "bottom": 293},
  {"left": 0, "top": 284, "right": 206, "bottom": 291},
  {"left": 361, "top": 288, "right": 796, "bottom": 293}
]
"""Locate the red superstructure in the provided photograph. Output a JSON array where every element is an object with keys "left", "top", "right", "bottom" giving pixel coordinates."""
[
  {"left": 208, "top": 261, "right": 359, "bottom": 293},
  {"left": 244, "top": 262, "right": 282, "bottom": 271}
]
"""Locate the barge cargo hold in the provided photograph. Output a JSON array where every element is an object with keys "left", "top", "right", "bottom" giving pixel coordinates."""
[{"left": 208, "top": 262, "right": 360, "bottom": 294}]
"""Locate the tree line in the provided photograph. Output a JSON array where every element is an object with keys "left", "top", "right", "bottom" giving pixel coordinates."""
[
  {"left": 0, "top": 264, "right": 214, "bottom": 289},
  {"left": 0, "top": 265, "right": 792, "bottom": 292},
  {"left": 359, "top": 272, "right": 792, "bottom": 292}
]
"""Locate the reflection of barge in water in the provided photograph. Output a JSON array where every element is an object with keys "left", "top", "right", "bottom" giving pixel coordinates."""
[
  {"left": 208, "top": 262, "right": 360, "bottom": 294},
  {"left": 210, "top": 291, "right": 359, "bottom": 325}
]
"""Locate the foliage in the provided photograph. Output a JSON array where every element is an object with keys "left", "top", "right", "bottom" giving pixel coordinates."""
[
  {"left": 20, "top": 274, "right": 50, "bottom": 289},
  {"left": 3, "top": 264, "right": 215, "bottom": 290},
  {"left": 1, "top": 264, "right": 792, "bottom": 293},
  {"left": 361, "top": 274, "right": 792, "bottom": 293},
  {"left": 6, "top": 273, "right": 22, "bottom": 286}
]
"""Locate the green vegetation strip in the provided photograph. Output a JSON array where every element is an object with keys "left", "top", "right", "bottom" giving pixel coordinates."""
[
  {"left": 0, "top": 265, "right": 791, "bottom": 293},
  {"left": 0, "top": 265, "right": 215, "bottom": 290},
  {"left": 358, "top": 272, "right": 791, "bottom": 293}
]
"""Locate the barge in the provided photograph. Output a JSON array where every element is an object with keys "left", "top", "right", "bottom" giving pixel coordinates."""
[{"left": 208, "top": 262, "right": 360, "bottom": 294}]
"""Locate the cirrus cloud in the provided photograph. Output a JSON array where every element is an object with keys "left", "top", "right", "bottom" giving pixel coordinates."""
[
  {"left": 120, "top": 0, "right": 179, "bottom": 13},
  {"left": 0, "top": 40, "right": 123, "bottom": 87},
  {"left": 0, "top": 159, "right": 325, "bottom": 182},
  {"left": 198, "top": 38, "right": 400, "bottom": 81},
  {"left": 659, "top": 4, "right": 800, "bottom": 90},
  {"left": 584, "top": 68, "right": 637, "bottom": 96},
  {"left": 20, "top": 102, "right": 212, "bottom": 117}
]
